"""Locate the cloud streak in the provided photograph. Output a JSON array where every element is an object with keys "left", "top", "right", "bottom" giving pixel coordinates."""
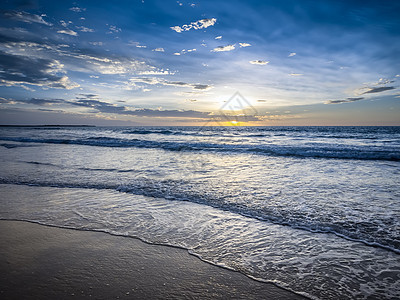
[
  {"left": 2, "top": 10, "right": 52, "bottom": 26},
  {"left": 361, "top": 86, "right": 395, "bottom": 94},
  {"left": 130, "top": 77, "right": 212, "bottom": 90},
  {"left": 57, "top": 29, "right": 78, "bottom": 36},
  {"left": 325, "top": 97, "right": 364, "bottom": 104}
]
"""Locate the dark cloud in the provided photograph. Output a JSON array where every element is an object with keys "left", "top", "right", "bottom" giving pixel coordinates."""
[
  {"left": 1, "top": 10, "right": 52, "bottom": 26},
  {"left": 130, "top": 77, "right": 212, "bottom": 91},
  {"left": 0, "top": 50, "right": 78, "bottom": 89},
  {"left": 24, "top": 98, "right": 63, "bottom": 105},
  {"left": 361, "top": 86, "right": 395, "bottom": 94},
  {"left": 2, "top": 96, "right": 212, "bottom": 119},
  {"left": 325, "top": 97, "right": 364, "bottom": 104}
]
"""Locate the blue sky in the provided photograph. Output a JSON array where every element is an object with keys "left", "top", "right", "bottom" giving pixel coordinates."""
[{"left": 0, "top": 0, "right": 399, "bottom": 125}]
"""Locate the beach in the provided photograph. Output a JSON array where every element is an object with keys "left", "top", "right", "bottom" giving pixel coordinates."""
[
  {"left": 0, "top": 126, "right": 399, "bottom": 299},
  {"left": 0, "top": 220, "right": 305, "bottom": 299}
]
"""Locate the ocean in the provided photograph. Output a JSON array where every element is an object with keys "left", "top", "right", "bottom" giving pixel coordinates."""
[{"left": 0, "top": 125, "right": 399, "bottom": 299}]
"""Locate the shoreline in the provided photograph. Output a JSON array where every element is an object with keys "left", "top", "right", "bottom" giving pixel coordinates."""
[{"left": 0, "top": 220, "right": 307, "bottom": 299}]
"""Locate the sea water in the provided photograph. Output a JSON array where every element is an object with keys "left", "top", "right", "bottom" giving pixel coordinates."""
[{"left": 0, "top": 126, "right": 399, "bottom": 299}]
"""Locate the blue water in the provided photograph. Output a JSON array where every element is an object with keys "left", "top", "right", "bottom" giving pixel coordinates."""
[{"left": 0, "top": 126, "right": 399, "bottom": 299}]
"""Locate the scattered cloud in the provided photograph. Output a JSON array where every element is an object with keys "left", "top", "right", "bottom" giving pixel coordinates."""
[
  {"left": 239, "top": 42, "right": 251, "bottom": 47},
  {"left": 152, "top": 48, "right": 165, "bottom": 52},
  {"left": 76, "top": 26, "right": 94, "bottom": 33},
  {"left": 60, "top": 20, "right": 72, "bottom": 27},
  {"left": 69, "top": 7, "right": 86, "bottom": 12},
  {"left": 2, "top": 10, "right": 52, "bottom": 26},
  {"left": 288, "top": 52, "right": 296, "bottom": 57},
  {"left": 325, "top": 97, "right": 364, "bottom": 104},
  {"left": 137, "top": 70, "right": 173, "bottom": 75},
  {"left": 89, "top": 42, "right": 103, "bottom": 46},
  {"left": 170, "top": 18, "right": 217, "bottom": 33},
  {"left": 215, "top": 36, "right": 222, "bottom": 40},
  {"left": 57, "top": 29, "right": 78, "bottom": 36},
  {"left": 249, "top": 60, "right": 269, "bottom": 65},
  {"left": 211, "top": 44, "right": 235, "bottom": 52},
  {"left": 108, "top": 25, "right": 121, "bottom": 34},
  {"left": 128, "top": 41, "right": 147, "bottom": 48},
  {"left": 175, "top": 49, "right": 197, "bottom": 55},
  {"left": 361, "top": 86, "right": 395, "bottom": 94}
]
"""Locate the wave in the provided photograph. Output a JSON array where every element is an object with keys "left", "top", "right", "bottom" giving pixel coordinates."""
[
  {"left": 1, "top": 136, "right": 399, "bottom": 161},
  {"left": 0, "top": 178, "right": 398, "bottom": 254}
]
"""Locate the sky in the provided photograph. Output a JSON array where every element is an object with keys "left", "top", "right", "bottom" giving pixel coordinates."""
[{"left": 0, "top": 0, "right": 399, "bottom": 126}]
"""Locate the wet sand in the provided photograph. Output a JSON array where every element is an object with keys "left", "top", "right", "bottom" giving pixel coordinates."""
[{"left": 0, "top": 220, "right": 306, "bottom": 299}]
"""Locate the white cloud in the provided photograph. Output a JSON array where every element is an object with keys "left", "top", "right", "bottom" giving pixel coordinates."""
[
  {"left": 249, "top": 60, "right": 269, "bottom": 65},
  {"left": 176, "top": 49, "right": 197, "bottom": 55},
  {"left": 239, "top": 42, "right": 251, "bottom": 47},
  {"left": 108, "top": 25, "right": 121, "bottom": 34},
  {"left": 288, "top": 52, "right": 296, "bottom": 57},
  {"left": 215, "top": 36, "right": 222, "bottom": 40},
  {"left": 211, "top": 44, "right": 235, "bottom": 52},
  {"left": 69, "top": 7, "right": 86, "bottom": 12},
  {"left": 289, "top": 73, "right": 303, "bottom": 76},
  {"left": 57, "top": 29, "right": 78, "bottom": 36},
  {"left": 137, "top": 70, "right": 173, "bottom": 75},
  {"left": 89, "top": 42, "right": 104, "bottom": 46},
  {"left": 170, "top": 18, "right": 217, "bottom": 33},
  {"left": 153, "top": 48, "right": 165, "bottom": 52},
  {"left": 60, "top": 20, "right": 72, "bottom": 27},
  {"left": 128, "top": 41, "right": 147, "bottom": 48},
  {"left": 76, "top": 26, "right": 94, "bottom": 32}
]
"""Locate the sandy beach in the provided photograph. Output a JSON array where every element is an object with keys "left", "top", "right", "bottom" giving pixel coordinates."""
[{"left": 0, "top": 220, "right": 306, "bottom": 299}]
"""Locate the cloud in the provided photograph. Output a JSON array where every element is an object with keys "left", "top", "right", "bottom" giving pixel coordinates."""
[
  {"left": 130, "top": 77, "right": 212, "bottom": 90},
  {"left": 239, "top": 43, "right": 251, "bottom": 47},
  {"left": 128, "top": 41, "right": 146, "bottom": 48},
  {"left": 0, "top": 50, "right": 79, "bottom": 89},
  {"left": 76, "top": 26, "right": 94, "bottom": 33},
  {"left": 288, "top": 52, "right": 296, "bottom": 57},
  {"left": 361, "top": 86, "right": 395, "bottom": 94},
  {"left": 289, "top": 73, "right": 303, "bottom": 76},
  {"left": 2, "top": 10, "right": 52, "bottom": 26},
  {"left": 215, "top": 36, "right": 222, "bottom": 40},
  {"left": 57, "top": 29, "right": 78, "bottom": 36},
  {"left": 5, "top": 96, "right": 212, "bottom": 119},
  {"left": 152, "top": 48, "right": 165, "bottom": 52},
  {"left": 108, "top": 25, "right": 121, "bottom": 34},
  {"left": 211, "top": 44, "right": 235, "bottom": 52},
  {"left": 170, "top": 18, "right": 217, "bottom": 33},
  {"left": 69, "top": 7, "right": 86, "bottom": 12},
  {"left": 60, "top": 20, "right": 72, "bottom": 27},
  {"left": 175, "top": 49, "right": 196, "bottom": 55},
  {"left": 249, "top": 60, "right": 269, "bottom": 65},
  {"left": 325, "top": 97, "right": 364, "bottom": 104}
]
